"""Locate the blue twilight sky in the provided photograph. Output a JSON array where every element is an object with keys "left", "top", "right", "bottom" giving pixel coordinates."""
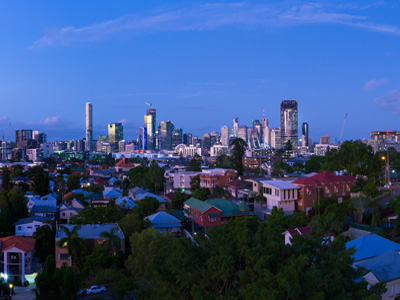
[{"left": 0, "top": 0, "right": 400, "bottom": 142}]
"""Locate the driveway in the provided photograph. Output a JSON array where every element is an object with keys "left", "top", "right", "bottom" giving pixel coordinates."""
[{"left": 11, "top": 284, "right": 35, "bottom": 300}]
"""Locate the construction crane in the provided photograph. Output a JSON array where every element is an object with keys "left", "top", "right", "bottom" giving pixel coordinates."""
[
  {"left": 338, "top": 113, "right": 348, "bottom": 145},
  {"left": 144, "top": 102, "right": 152, "bottom": 108}
]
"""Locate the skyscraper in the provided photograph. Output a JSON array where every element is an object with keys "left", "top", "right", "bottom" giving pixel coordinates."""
[
  {"left": 262, "top": 118, "right": 271, "bottom": 147},
  {"left": 238, "top": 125, "right": 247, "bottom": 142},
  {"left": 144, "top": 108, "right": 156, "bottom": 150},
  {"left": 172, "top": 128, "right": 183, "bottom": 149},
  {"left": 271, "top": 128, "right": 281, "bottom": 149},
  {"left": 15, "top": 129, "right": 33, "bottom": 149},
  {"left": 138, "top": 127, "right": 147, "bottom": 150},
  {"left": 160, "top": 120, "right": 174, "bottom": 150},
  {"left": 302, "top": 122, "right": 309, "bottom": 147},
  {"left": 280, "top": 100, "right": 298, "bottom": 147},
  {"left": 233, "top": 117, "right": 239, "bottom": 137},
  {"left": 86, "top": 102, "right": 93, "bottom": 151},
  {"left": 108, "top": 123, "right": 123, "bottom": 144},
  {"left": 221, "top": 126, "right": 229, "bottom": 147}
]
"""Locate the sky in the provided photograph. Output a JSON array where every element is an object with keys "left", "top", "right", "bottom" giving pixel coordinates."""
[{"left": 0, "top": 0, "right": 400, "bottom": 143}]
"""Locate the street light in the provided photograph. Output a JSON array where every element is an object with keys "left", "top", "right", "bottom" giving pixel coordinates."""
[{"left": 9, "top": 283, "right": 12, "bottom": 296}]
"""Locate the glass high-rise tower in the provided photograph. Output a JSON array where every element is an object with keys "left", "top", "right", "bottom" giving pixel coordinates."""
[
  {"left": 280, "top": 100, "right": 298, "bottom": 147},
  {"left": 144, "top": 108, "right": 156, "bottom": 150},
  {"left": 160, "top": 120, "right": 174, "bottom": 150},
  {"left": 86, "top": 102, "right": 93, "bottom": 151},
  {"left": 108, "top": 122, "right": 123, "bottom": 144},
  {"left": 302, "top": 122, "right": 309, "bottom": 147}
]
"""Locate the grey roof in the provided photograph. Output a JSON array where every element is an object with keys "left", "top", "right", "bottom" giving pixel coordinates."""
[
  {"left": 13, "top": 216, "right": 52, "bottom": 226},
  {"left": 56, "top": 223, "right": 125, "bottom": 240},
  {"left": 260, "top": 180, "right": 300, "bottom": 190},
  {"left": 146, "top": 211, "right": 181, "bottom": 228}
]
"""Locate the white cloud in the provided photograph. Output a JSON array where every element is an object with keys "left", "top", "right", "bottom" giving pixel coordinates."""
[
  {"left": 375, "top": 90, "right": 400, "bottom": 115},
  {"left": 31, "top": 2, "right": 400, "bottom": 48},
  {"left": 364, "top": 78, "right": 387, "bottom": 90},
  {"left": 44, "top": 116, "right": 60, "bottom": 125}
]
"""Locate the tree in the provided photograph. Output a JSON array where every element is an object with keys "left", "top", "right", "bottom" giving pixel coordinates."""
[
  {"left": 56, "top": 225, "right": 86, "bottom": 267},
  {"left": 128, "top": 166, "right": 149, "bottom": 189},
  {"left": 67, "top": 174, "right": 81, "bottom": 191},
  {"left": 211, "top": 185, "right": 228, "bottom": 198},
  {"left": 137, "top": 196, "right": 160, "bottom": 218},
  {"left": 349, "top": 196, "right": 372, "bottom": 223},
  {"left": 100, "top": 226, "right": 122, "bottom": 252},
  {"left": 147, "top": 160, "right": 165, "bottom": 193},
  {"left": 187, "top": 153, "right": 202, "bottom": 171},
  {"left": 172, "top": 189, "right": 191, "bottom": 210},
  {"left": 34, "top": 225, "right": 55, "bottom": 263},
  {"left": 193, "top": 187, "right": 211, "bottom": 201},
  {"left": 304, "top": 156, "right": 325, "bottom": 173},
  {"left": 230, "top": 138, "right": 247, "bottom": 176},
  {"left": 1, "top": 167, "right": 11, "bottom": 191},
  {"left": 32, "top": 171, "right": 50, "bottom": 196},
  {"left": 362, "top": 182, "right": 379, "bottom": 198},
  {"left": 190, "top": 175, "right": 201, "bottom": 193}
]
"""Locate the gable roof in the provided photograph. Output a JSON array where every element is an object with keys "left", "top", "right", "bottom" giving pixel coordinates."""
[
  {"left": 293, "top": 171, "right": 356, "bottom": 185},
  {"left": 0, "top": 236, "right": 36, "bottom": 252},
  {"left": 115, "top": 158, "right": 135, "bottom": 168},
  {"left": 346, "top": 234, "right": 400, "bottom": 262},
  {"left": 261, "top": 179, "right": 300, "bottom": 190},
  {"left": 13, "top": 216, "right": 52, "bottom": 226},
  {"left": 205, "top": 198, "right": 254, "bottom": 217},
  {"left": 146, "top": 211, "right": 181, "bottom": 228},
  {"left": 184, "top": 198, "right": 217, "bottom": 212},
  {"left": 103, "top": 189, "right": 122, "bottom": 199},
  {"left": 31, "top": 205, "right": 57, "bottom": 213},
  {"left": 356, "top": 251, "right": 400, "bottom": 282}
]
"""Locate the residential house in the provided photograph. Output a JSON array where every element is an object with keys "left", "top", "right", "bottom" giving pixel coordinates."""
[
  {"left": 115, "top": 196, "right": 137, "bottom": 210},
  {"left": 292, "top": 171, "right": 356, "bottom": 214},
  {"left": 355, "top": 251, "right": 400, "bottom": 300},
  {"left": 0, "top": 236, "right": 36, "bottom": 284},
  {"left": 55, "top": 223, "right": 125, "bottom": 268},
  {"left": 226, "top": 179, "right": 247, "bottom": 199},
  {"left": 103, "top": 188, "right": 122, "bottom": 200},
  {"left": 254, "top": 180, "right": 300, "bottom": 221},
  {"left": 184, "top": 198, "right": 253, "bottom": 228},
  {"left": 115, "top": 158, "right": 136, "bottom": 173},
  {"left": 282, "top": 227, "right": 312, "bottom": 245},
  {"left": 346, "top": 234, "right": 400, "bottom": 264},
  {"left": 59, "top": 199, "right": 85, "bottom": 224},
  {"left": 199, "top": 169, "right": 236, "bottom": 192},
  {"left": 14, "top": 216, "right": 51, "bottom": 237},
  {"left": 129, "top": 187, "right": 167, "bottom": 211},
  {"left": 145, "top": 211, "right": 182, "bottom": 235}
]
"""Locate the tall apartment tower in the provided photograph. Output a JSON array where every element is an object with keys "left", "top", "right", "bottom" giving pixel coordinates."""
[
  {"left": 280, "top": 100, "right": 298, "bottom": 147},
  {"left": 233, "top": 118, "right": 239, "bottom": 137},
  {"left": 144, "top": 108, "right": 156, "bottom": 150},
  {"left": 302, "top": 122, "right": 309, "bottom": 147},
  {"left": 172, "top": 128, "right": 183, "bottom": 149},
  {"left": 262, "top": 118, "right": 271, "bottom": 147},
  {"left": 271, "top": 128, "right": 281, "bottom": 149},
  {"left": 221, "top": 126, "right": 229, "bottom": 147},
  {"left": 108, "top": 123, "right": 123, "bottom": 144},
  {"left": 160, "top": 121, "right": 174, "bottom": 150},
  {"left": 86, "top": 102, "right": 93, "bottom": 151}
]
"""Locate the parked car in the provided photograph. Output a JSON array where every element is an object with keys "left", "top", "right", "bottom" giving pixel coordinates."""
[{"left": 86, "top": 286, "right": 107, "bottom": 295}]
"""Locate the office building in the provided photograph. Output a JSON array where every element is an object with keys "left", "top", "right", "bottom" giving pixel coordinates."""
[
  {"left": 144, "top": 108, "right": 156, "bottom": 150},
  {"left": 108, "top": 123, "right": 123, "bottom": 145},
  {"left": 320, "top": 134, "right": 330, "bottom": 145},
  {"left": 262, "top": 118, "right": 271, "bottom": 147},
  {"left": 118, "top": 140, "right": 126, "bottom": 152},
  {"left": 271, "top": 128, "right": 281, "bottom": 149},
  {"left": 172, "top": 128, "right": 183, "bottom": 149},
  {"left": 192, "top": 136, "right": 200, "bottom": 147},
  {"left": 183, "top": 133, "right": 193, "bottom": 146},
  {"left": 201, "top": 133, "right": 211, "bottom": 151},
  {"left": 221, "top": 126, "right": 230, "bottom": 147},
  {"left": 86, "top": 102, "right": 93, "bottom": 151},
  {"left": 238, "top": 125, "right": 247, "bottom": 142},
  {"left": 138, "top": 127, "right": 147, "bottom": 151},
  {"left": 32, "top": 131, "right": 47, "bottom": 144},
  {"left": 160, "top": 121, "right": 174, "bottom": 150},
  {"left": 15, "top": 130, "right": 34, "bottom": 149},
  {"left": 210, "top": 131, "right": 219, "bottom": 146},
  {"left": 280, "top": 100, "right": 298, "bottom": 147},
  {"left": 302, "top": 122, "right": 309, "bottom": 147}
]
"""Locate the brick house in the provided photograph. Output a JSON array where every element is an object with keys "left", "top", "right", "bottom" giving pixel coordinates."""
[
  {"left": 292, "top": 171, "right": 356, "bottom": 214},
  {"left": 199, "top": 169, "right": 236, "bottom": 192}
]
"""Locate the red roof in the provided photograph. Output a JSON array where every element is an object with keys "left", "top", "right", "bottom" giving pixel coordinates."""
[
  {"left": 94, "top": 178, "right": 107, "bottom": 185},
  {"left": 293, "top": 171, "right": 356, "bottom": 185},
  {"left": 115, "top": 158, "right": 135, "bottom": 168},
  {"left": 0, "top": 236, "right": 36, "bottom": 252}
]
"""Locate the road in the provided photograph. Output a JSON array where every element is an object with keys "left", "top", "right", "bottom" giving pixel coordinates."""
[
  {"left": 80, "top": 291, "right": 115, "bottom": 300},
  {"left": 376, "top": 186, "right": 400, "bottom": 208}
]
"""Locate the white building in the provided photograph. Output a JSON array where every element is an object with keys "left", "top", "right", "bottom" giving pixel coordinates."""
[
  {"left": 170, "top": 171, "right": 201, "bottom": 190},
  {"left": 14, "top": 216, "right": 52, "bottom": 237},
  {"left": 210, "top": 145, "right": 230, "bottom": 157},
  {"left": 254, "top": 180, "right": 299, "bottom": 220}
]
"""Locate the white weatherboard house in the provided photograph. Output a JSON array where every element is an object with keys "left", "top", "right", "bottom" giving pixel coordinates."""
[
  {"left": 14, "top": 216, "right": 51, "bottom": 237},
  {"left": 254, "top": 180, "right": 300, "bottom": 221}
]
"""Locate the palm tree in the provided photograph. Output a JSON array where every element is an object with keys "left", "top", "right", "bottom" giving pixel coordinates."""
[
  {"left": 311, "top": 212, "right": 342, "bottom": 246},
  {"left": 349, "top": 196, "right": 371, "bottom": 223},
  {"left": 57, "top": 225, "right": 85, "bottom": 266},
  {"left": 100, "top": 226, "right": 121, "bottom": 253}
]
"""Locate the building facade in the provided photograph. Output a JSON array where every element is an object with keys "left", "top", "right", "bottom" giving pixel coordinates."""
[
  {"left": 86, "top": 102, "right": 93, "bottom": 151},
  {"left": 280, "top": 100, "right": 298, "bottom": 147},
  {"left": 108, "top": 123, "right": 123, "bottom": 145},
  {"left": 144, "top": 108, "right": 156, "bottom": 150}
]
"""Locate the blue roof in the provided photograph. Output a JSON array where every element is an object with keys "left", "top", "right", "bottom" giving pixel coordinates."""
[
  {"left": 146, "top": 212, "right": 181, "bottom": 228},
  {"left": 136, "top": 192, "right": 167, "bottom": 203},
  {"left": 346, "top": 234, "right": 400, "bottom": 262},
  {"left": 13, "top": 216, "right": 52, "bottom": 225},
  {"left": 13, "top": 176, "right": 27, "bottom": 182},
  {"left": 356, "top": 251, "right": 400, "bottom": 282},
  {"left": 56, "top": 223, "right": 125, "bottom": 240},
  {"left": 31, "top": 206, "right": 57, "bottom": 213},
  {"left": 103, "top": 189, "right": 122, "bottom": 199}
]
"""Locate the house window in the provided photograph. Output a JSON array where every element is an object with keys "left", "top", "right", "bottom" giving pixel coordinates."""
[
  {"left": 62, "top": 213, "right": 65, "bottom": 216},
  {"left": 18, "top": 226, "right": 22, "bottom": 231},
  {"left": 275, "top": 189, "right": 279, "bottom": 197},
  {"left": 208, "top": 214, "right": 217, "bottom": 223},
  {"left": 27, "top": 226, "right": 32, "bottom": 229},
  {"left": 59, "top": 253, "right": 68, "bottom": 260}
]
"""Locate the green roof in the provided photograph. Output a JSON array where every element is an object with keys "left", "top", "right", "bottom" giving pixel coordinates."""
[
  {"left": 205, "top": 198, "right": 253, "bottom": 217},
  {"left": 238, "top": 201, "right": 251, "bottom": 212},
  {"left": 184, "top": 198, "right": 215, "bottom": 212},
  {"left": 84, "top": 192, "right": 102, "bottom": 200}
]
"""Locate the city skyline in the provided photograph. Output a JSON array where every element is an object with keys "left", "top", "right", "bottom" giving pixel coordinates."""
[{"left": 0, "top": 1, "right": 400, "bottom": 141}]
